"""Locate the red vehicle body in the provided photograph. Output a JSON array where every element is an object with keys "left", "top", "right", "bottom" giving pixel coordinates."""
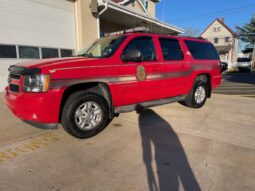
[{"left": 4, "top": 33, "right": 222, "bottom": 138}]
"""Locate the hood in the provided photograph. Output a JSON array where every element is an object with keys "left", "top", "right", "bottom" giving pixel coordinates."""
[{"left": 17, "top": 57, "right": 97, "bottom": 69}]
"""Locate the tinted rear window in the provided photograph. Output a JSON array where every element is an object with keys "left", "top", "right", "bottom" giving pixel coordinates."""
[{"left": 184, "top": 40, "right": 219, "bottom": 60}]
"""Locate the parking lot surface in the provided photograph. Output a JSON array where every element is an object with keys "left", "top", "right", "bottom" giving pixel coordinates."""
[{"left": 0, "top": 87, "right": 255, "bottom": 191}]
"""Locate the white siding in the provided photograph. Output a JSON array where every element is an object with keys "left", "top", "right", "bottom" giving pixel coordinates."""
[
  {"left": 0, "top": 0, "right": 76, "bottom": 48},
  {"left": 0, "top": 0, "right": 76, "bottom": 91}
]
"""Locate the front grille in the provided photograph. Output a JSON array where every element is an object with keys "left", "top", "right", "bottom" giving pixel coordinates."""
[
  {"left": 9, "top": 84, "right": 20, "bottom": 93},
  {"left": 8, "top": 66, "right": 23, "bottom": 93},
  {"left": 9, "top": 73, "right": 21, "bottom": 80}
]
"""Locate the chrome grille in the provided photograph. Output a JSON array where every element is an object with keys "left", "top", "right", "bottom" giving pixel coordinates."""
[{"left": 9, "top": 73, "right": 21, "bottom": 80}]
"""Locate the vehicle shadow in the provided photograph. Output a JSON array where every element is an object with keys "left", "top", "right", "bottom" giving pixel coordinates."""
[
  {"left": 223, "top": 72, "right": 255, "bottom": 85},
  {"left": 138, "top": 109, "right": 201, "bottom": 191}
]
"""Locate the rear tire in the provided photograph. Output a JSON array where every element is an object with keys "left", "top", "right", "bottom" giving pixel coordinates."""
[
  {"left": 181, "top": 80, "right": 208, "bottom": 108},
  {"left": 61, "top": 91, "right": 110, "bottom": 139}
]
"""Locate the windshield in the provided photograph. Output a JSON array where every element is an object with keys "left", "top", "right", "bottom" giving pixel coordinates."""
[{"left": 77, "top": 36, "right": 126, "bottom": 58}]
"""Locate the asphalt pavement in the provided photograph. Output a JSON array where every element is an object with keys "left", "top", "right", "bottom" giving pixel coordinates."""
[{"left": 213, "top": 71, "right": 255, "bottom": 97}]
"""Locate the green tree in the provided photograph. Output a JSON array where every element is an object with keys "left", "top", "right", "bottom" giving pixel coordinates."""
[{"left": 236, "top": 15, "right": 255, "bottom": 47}]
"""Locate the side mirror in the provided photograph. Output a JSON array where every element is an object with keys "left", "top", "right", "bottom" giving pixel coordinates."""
[{"left": 121, "top": 49, "right": 143, "bottom": 62}]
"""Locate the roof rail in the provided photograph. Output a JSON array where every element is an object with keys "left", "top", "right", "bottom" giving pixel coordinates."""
[
  {"left": 177, "top": 35, "right": 204, "bottom": 40},
  {"left": 104, "top": 27, "right": 150, "bottom": 37}
]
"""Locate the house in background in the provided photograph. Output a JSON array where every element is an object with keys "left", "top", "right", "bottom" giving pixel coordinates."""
[
  {"left": 0, "top": 0, "right": 183, "bottom": 91},
  {"left": 200, "top": 18, "right": 239, "bottom": 69}
]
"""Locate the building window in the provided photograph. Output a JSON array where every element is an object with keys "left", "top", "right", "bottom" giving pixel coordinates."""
[
  {"left": 42, "top": 48, "right": 59, "bottom": 59},
  {"left": 140, "top": 0, "right": 149, "bottom": 10},
  {"left": 19, "top": 46, "right": 39, "bottom": 59},
  {"left": 214, "top": 38, "right": 219, "bottom": 44},
  {"left": 0, "top": 45, "right": 17, "bottom": 58},
  {"left": 225, "top": 37, "right": 230, "bottom": 42},
  {"left": 159, "top": 38, "right": 184, "bottom": 61},
  {"left": 61, "top": 49, "right": 73, "bottom": 57},
  {"left": 213, "top": 26, "right": 221, "bottom": 32}
]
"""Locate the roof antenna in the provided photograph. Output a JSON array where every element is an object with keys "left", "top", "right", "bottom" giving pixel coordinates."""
[{"left": 161, "top": 0, "right": 165, "bottom": 34}]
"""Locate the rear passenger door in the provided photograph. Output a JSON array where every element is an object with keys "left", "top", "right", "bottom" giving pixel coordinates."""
[{"left": 159, "top": 38, "right": 191, "bottom": 98}]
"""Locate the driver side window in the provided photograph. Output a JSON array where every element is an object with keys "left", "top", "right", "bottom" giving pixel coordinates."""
[{"left": 123, "top": 37, "right": 157, "bottom": 61}]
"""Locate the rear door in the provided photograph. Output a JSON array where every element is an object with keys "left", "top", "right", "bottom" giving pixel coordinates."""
[
  {"left": 119, "top": 36, "right": 163, "bottom": 105},
  {"left": 158, "top": 38, "right": 191, "bottom": 98}
]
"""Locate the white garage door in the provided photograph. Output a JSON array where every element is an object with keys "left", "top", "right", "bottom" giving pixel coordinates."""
[{"left": 0, "top": 0, "right": 76, "bottom": 91}]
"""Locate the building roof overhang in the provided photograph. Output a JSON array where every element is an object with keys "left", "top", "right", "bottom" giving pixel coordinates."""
[{"left": 98, "top": 0, "right": 184, "bottom": 34}]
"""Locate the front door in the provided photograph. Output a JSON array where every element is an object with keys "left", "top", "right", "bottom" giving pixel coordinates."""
[{"left": 118, "top": 36, "right": 163, "bottom": 106}]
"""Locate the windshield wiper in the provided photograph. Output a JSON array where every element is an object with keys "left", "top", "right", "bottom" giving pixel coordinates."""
[{"left": 78, "top": 53, "right": 94, "bottom": 58}]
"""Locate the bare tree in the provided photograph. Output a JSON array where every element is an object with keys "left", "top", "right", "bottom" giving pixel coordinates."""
[{"left": 182, "top": 27, "right": 200, "bottom": 37}]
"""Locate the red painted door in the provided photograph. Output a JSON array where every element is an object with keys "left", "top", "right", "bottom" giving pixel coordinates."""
[
  {"left": 118, "top": 36, "right": 163, "bottom": 106},
  {"left": 158, "top": 38, "right": 191, "bottom": 98}
]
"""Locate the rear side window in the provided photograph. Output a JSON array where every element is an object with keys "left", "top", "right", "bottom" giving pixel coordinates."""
[
  {"left": 0, "top": 45, "right": 17, "bottom": 58},
  {"left": 123, "top": 37, "right": 156, "bottom": 61},
  {"left": 159, "top": 38, "right": 183, "bottom": 60},
  {"left": 184, "top": 40, "right": 219, "bottom": 60}
]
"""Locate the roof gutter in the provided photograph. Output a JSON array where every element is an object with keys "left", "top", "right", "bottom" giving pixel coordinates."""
[
  {"left": 97, "top": 0, "right": 108, "bottom": 16},
  {"left": 97, "top": 0, "right": 184, "bottom": 34}
]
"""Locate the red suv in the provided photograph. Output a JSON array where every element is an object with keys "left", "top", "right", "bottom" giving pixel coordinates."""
[{"left": 5, "top": 33, "right": 222, "bottom": 138}]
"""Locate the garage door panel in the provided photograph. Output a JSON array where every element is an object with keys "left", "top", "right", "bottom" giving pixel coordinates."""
[{"left": 0, "top": 0, "right": 76, "bottom": 49}]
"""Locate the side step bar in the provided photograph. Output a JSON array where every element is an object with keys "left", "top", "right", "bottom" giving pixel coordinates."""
[{"left": 114, "top": 95, "right": 187, "bottom": 113}]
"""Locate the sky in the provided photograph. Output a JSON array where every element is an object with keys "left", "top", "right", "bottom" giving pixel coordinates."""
[{"left": 156, "top": 0, "right": 255, "bottom": 35}]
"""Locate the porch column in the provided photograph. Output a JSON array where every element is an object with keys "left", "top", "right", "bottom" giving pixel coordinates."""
[{"left": 74, "top": 0, "right": 99, "bottom": 50}]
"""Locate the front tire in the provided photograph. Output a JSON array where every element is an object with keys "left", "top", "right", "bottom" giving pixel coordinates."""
[
  {"left": 181, "top": 80, "right": 208, "bottom": 108},
  {"left": 61, "top": 91, "right": 110, "bottom": 139}
]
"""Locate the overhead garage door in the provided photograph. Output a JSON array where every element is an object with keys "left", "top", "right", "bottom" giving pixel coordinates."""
[{"left": 0, "top": 0, "right": 76, "bottom": 91}]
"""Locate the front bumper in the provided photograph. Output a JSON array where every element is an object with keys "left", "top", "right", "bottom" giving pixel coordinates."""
[{"left": 4, "top": 86, "right": 63, "bottom": 127}]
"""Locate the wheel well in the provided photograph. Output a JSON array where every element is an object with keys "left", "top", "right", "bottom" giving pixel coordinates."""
[
  {"left": 196, "top": 74, "right": 212, "bottom": 98},
  {"left": 58, "top": 82, "right": 113, "bottom": 123}
]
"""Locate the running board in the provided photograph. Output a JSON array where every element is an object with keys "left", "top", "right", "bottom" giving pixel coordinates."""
[{"left": 114, "top": 95, "right": 187, "bottom": 113}]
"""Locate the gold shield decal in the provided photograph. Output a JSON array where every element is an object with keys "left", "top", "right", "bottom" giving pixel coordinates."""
[{"left": 136, "top": 65, "right": 146, "bottom": 81}]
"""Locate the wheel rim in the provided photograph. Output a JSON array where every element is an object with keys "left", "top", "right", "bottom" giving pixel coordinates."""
[
  {"left": 74, "top": 101, "right": 103, "bottom": 131},
  {"left": 194, "top": 86, "right": 206, "bottom": 104}
]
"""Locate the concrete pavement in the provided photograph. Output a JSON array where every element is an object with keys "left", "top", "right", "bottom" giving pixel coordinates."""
[{"left": 0, "top": 93, "right": 255, "bottom": 191}]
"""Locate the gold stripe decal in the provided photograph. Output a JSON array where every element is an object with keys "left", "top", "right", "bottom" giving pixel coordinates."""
[{"left": 50, "top": 64, "right": 213, "bottom": 88}]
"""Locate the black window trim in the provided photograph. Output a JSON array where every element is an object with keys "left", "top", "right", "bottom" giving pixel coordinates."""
[
  {"left": 121, "top": 36, "right": 158, "bottom": 62},
  {"left": 158, "top": 37, "right": 184, "bottom": 62}
]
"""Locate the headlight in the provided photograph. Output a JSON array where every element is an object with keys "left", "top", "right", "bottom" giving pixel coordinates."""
[{"left": 23, "top": 74, "right": 51, "bottom": 92}]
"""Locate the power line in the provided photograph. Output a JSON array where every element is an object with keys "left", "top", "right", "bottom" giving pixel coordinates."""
[{"left": 166, "top": 3, "right": 255, "bottom": 22}]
